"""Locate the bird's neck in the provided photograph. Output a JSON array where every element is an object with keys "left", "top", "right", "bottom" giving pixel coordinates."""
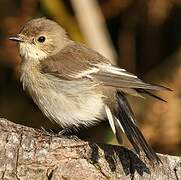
[
  {"left": 19, "top": 42, "right": 48, "bottom": 61},
  {"left": 19, "top": 59, "right": 41, "bottom": 91}
]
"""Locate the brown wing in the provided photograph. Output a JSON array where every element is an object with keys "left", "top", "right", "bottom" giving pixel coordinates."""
[
  {"left": 40, "top": 42, "right": 171, "bottom": 91},
  {"left": 40, "top": 42, "right": 109, "bottom": 80},
  {"left": 92, "top": 65, "right": 171, "bottom": 91}
]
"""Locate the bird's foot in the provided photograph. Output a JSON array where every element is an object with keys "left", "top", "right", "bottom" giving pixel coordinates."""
[{"left": 40, "top": 126, "right": 79, "bottom": 140}]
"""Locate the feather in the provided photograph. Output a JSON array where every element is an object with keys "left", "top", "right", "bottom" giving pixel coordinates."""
[
  {"left": 40, "top": 42, "right": 171, "bottom": 94},
  {"left": 105, "top": 105, "right": 123, "bottom": 144},
  {"left": 116, "top": 91, "right": 161, "bottom": 163},
  {"left": 105, "top": 105, "right": 116, "bottom": 134},
  {"left": 136, "top": 89, "right": 168, "bottom": 102},
  {"left": 92, "top": 70, "right": 170, "bottom": 91}
]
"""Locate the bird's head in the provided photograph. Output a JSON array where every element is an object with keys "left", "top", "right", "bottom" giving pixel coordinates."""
[{"left": 9, "top": 18, "right": 71, "bottom": 61}]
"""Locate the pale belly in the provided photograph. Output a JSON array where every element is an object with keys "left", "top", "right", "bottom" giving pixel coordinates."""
[
  {"left": 34, "top": 87, "right": 106, "bottom": 128},
  {"left": 23, "top": 74, "right": 106, "bottom": 128}
]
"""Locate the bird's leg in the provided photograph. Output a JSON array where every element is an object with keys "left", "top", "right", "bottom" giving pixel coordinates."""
[
  {"left": 40, "top": 126, "right": 69, "bottom": 137},
  {"left": 41, "top": 125, "right": 79, "bottom": 140},
  {"left": 58, "top": 126, "right": 80, "bottom": 140},
  {"left": 57, "top": 128, "right": 69, "bottom": 136},
  {"left": 40, "top": 126, "right": 57, "bottom": 136}
]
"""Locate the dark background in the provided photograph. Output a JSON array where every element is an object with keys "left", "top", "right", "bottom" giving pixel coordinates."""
[{"left": 0, "top": 0, "right": 180, "bottom": 155}]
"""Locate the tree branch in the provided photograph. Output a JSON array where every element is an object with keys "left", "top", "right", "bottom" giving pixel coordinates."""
[{"left": 0, "top": 118, "right": 180, "bottom": 179}]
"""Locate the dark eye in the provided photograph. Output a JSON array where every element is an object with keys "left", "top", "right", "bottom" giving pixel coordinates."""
[{"left": 37, "top": 36, "right": 46, "bottom": 43}]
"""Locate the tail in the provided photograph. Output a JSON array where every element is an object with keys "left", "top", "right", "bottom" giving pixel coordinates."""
[
  {"left": 115, "top": 91, "right": 161, "bottom": 163},
  {"left": 136, "top": 89, "right": 168, "bottom": 102}
]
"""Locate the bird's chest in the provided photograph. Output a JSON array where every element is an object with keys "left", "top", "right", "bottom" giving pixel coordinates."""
[{"left": 20, "top": 64, "right": 105, "bottom": 127}]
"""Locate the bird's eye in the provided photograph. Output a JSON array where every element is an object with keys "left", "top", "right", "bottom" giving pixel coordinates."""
[{"left": 37, "top": 36, "right": 46, "bottom": 43}]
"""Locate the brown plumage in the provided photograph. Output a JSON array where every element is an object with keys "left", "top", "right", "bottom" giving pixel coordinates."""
[
  {"left": 9, "top": 18, "right": 171, "bottom": 164},
  {"left": 40, "top": 42, "right": 170, "bottom": 91}
]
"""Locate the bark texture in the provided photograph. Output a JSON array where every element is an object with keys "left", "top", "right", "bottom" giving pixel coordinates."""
[{"left": 0, "top": 118, "right": 180, "bottom": 180}]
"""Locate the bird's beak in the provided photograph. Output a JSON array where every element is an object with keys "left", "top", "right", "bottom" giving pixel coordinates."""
[{"left": 9, "top": 34, "right": 25, "bottom": 42}]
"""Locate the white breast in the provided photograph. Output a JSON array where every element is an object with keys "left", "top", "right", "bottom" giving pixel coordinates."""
[
  {"left": 20, "top": 61, "right": 105, "bottom": 128},
  {"left": 40, "top": 84, "right": 105, "bottom": 127}
]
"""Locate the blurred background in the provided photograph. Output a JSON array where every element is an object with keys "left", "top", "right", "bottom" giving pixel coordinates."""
[{"left": 0, "top": 0, "right": 180, "bottom": 155}]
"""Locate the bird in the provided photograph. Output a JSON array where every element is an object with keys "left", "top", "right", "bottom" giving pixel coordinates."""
[{"left": 9, "top": 17, "right": 171, "bottom": 164}]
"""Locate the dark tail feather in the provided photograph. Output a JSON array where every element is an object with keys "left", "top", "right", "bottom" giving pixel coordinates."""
[
  {"left": 148, "top": 83, "right": 172, "bottom": 91},
  {"left": 116, "top": 91, "right": 161, "bottom": 163},
  {"left": 136, "top": 89, "right": 167, "bottom": 102}
]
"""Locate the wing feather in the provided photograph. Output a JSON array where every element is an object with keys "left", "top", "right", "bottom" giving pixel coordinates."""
[
  {"left": 92, "top": 64, "right": 170, "bottom": 91},
  {"left": 40, "top": 42, "right": 171, "bottom": 92}
]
